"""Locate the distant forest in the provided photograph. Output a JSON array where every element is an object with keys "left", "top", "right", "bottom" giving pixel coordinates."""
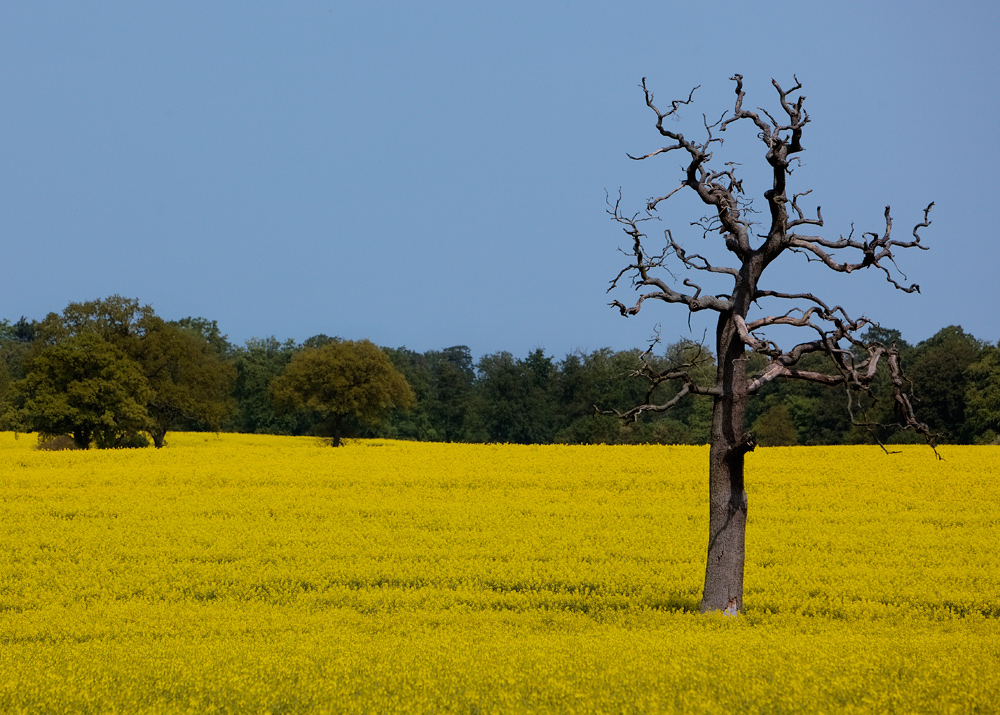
[{"left": 2, "top": 296, "right": 998, "bottom": 448}]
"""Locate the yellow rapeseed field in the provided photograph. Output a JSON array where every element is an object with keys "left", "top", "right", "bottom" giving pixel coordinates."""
[{"left": 1, "top": 432, "right": 997, "bottom": 713}]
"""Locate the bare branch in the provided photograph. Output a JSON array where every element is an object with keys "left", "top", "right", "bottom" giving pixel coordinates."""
[
  {"left": 789, "top": 204, "right": 932, "bottom": 293},
  {"left": 606, "top": 191, "right": 732, "bottom": 316},
  {"left": 721, "top": 73, "right": 773, "bottom": 139},
  {"left": 627, "top": 78, "right": 756, "bottom": 259},
  {"left": 668, "top": 230, "right": 740, "bottom": 278},
  {"left": 753, "top": 289, "right": 833, "bottom": 314},
  {"left": 627, "top": 144, "right": 685, "bottom": 162},
  {"left": 787, "top": 190, "right": 823, "bottom": 229},
  {"left": 641, "top": 78, "right": 700, "bottom": 130},
  {"left": 598, "top": 382, "right": 694, "bottom": 421},
  {"left": 597, "top": 339, "right": 719, "bottom": 421},
  {"left": 646, "top": 182, "right": 687, "bottom": 212}
]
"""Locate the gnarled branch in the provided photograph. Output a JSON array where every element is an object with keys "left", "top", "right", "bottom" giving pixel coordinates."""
[{"left": 608, "top": 75, "right": 935, "bottom": 452}]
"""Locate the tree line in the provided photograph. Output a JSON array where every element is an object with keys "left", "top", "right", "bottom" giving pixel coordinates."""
[{"left": 1, "top": 296, "right": 997, "bottom": 448}]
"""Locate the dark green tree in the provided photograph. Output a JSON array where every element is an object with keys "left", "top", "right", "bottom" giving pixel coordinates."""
[
  {"left": 303, "top": 334, "right": 340, "bottom": 349},
  {"left": 270, "top": 339, "right": 415, "bottom": 446},
  {"left": 228, "top": 337, "right": 307, "bottom": 435},
  {"left": 173, "top": 317, "right": 233, "bottom": 357},
  {"left": 16, "top": 297, "right": 157, "bottom": 447},
  {"left": 752, "top": 404, "right": 798, "bottom": 446},
  {"left": 380, "top": 347, "right": 439, "bottom": 440},
  {"left": 381, "top": 345, "right": 479, "bottom": 442},
  {"left": 36, "top": 295, "right": 157, "bottom": 347},
  {"left": 426, "top": 346, "right": 478, "bottom": 441},
  {"left": 0, "top": 318, "right": 38, "bottom": 426},
  {"left": 137, "top": 323, "right": 237, "bottom": 447},
  {"left": 966, "top": 343, "right": 1000, "bottom": 444},
  {"left": 474, "top": 349, "right": 559, "bottom": 443},
  {"left": 14, "top": 333, "right": 152, "bottom": 449},
  {"left": 15, "top": 297, "right": 235, "bottom": 447},
  {"left": 904, "top": 326, "right": 984, "bottom": 443}
]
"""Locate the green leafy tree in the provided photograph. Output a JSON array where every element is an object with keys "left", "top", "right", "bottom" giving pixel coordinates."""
[
  {"left": 426, "top": 346, "right": 478, "bottom": 442},
  {"left": 0, "top": 357, "right": 10, "bottom": 425},
  {"left": 15, "top": 333, "right": 152, "bottom": 449},
  {"left": 173, "top": 317, "right": 233, "bottom": 357},
  {"left": 904, "top": 326, "right": 984, "bottom": 443},
  {"left": 302, "top": 334, "right": 340, "bottom": 349},
  {"left": 1, "top": 318, "right": 39, "bottom": 379},
  {"left": 16, "top": 297, "right": 235, "bottom": 448},
  {"left": 965, "top": 343, "right": 1000, "bottom": 444},
  {"left": 16, "top": 296, "right": 157, "bottom": 447},
  {"left": 36, "top": 295, "right": 157, "bottom": 347},
  {"left": 270, "top": 340, "right": 415, "bottom": 446},
  {"left": 752, "top": 404, "right": 799, "bottom": 446},
  {"left": 228, "top": 337, "right": 307, "bottom": 435},
  {"left": 137, "top": 323, "right": 237, "bottom": 447},
  {"left": 380, "top": 347, "right": 439, "bottom": 440},
  {"left": 366, "top": 345, "right": 478, "bottom": 442},
  {"left": 474, "top": 349, "right": 560, "bottom": 444}
]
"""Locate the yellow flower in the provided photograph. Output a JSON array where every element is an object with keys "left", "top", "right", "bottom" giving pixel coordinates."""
[{"left": 0, "top": 433, "right": 996, "bottom": 713}]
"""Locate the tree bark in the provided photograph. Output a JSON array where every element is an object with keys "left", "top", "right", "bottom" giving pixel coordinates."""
[
  {"left": 72, "top": 427, "right": 91, "bottom": 450},
  {"left": 701, "top": 311, "right": 753, "bottom": 613}
]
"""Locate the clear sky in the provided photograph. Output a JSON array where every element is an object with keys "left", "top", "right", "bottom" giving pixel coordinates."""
[{"left": 2, "top": 1, "right": 997, "bottom": 358}]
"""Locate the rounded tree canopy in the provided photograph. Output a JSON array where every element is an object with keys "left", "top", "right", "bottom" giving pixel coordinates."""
[
  {"left": 270, "top": 339, "right": 415, "bottom": 445},
  {"left": 16, "top": 332, "right": 153, "bottom": 449}
]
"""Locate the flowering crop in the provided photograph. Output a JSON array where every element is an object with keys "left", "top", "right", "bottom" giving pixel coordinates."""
[{"left": 1, "top": 432, "right": 997, "bottom": 713}]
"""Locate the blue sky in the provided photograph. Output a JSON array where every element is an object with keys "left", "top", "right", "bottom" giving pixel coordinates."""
[{"left": 2, "top": 1, "right": 997, "bottom": 358}]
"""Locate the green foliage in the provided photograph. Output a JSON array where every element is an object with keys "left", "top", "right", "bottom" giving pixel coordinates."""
[
  {"left": 302, "top": 334, "right": 340, "bottom": 349},
  {"left": 12, "top": 297, "right": 159, "bottom": 447},
  {"left": 228, "top": 337, "right": 307, "bottom": 435},
  {"left": 378, "top": 346, "right": 479, "bottom": 442},
  {"left": 138, "top": 323, "right": 237, "bottom": 447},
  {"left": 36, "top": 295, "right": 157, "bottom": 346},
  {"left": 966, "top": 343, "right": 1000, "bottom": 442},
  {"left": 3, "top": 295, "right": 995, "bottom": 446},
  {"left": 905, "top": 326, "right": 985, "bottom": 443},
  {"left": 378, "top": 347, "right": 439, "bottom": 441},
  {"left": 427, "top": 346, "right": 479, "bottom": 441},
  {"left": 752, "top": 404, "right": 799, "bottom": 446},
  {"left": 173, "top": 317, "right": 233, "bottom": 357},
  {"left": 0, "top": 319, "right": 38, "bottom": 430},
  {"left": 10, "top": 296, "right": 236, "bottom": 448},
  {"left": 15, "top": 332, "right": 152, "bottom": 449},
  {"left": 270, "top": 340, "right": 415, "bottom": 446},
  {"left": 474, "top": 349, "right": 561, "bottom": 444}
]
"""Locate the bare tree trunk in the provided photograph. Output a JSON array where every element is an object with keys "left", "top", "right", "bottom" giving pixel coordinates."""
[{"left": 701, "top": 313, "right": 753, "bottom": 613}]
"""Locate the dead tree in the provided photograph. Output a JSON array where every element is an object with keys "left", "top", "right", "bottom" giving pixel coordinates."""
[{"left": 606, "top": 75, "right": 936, "bottom": 614}]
